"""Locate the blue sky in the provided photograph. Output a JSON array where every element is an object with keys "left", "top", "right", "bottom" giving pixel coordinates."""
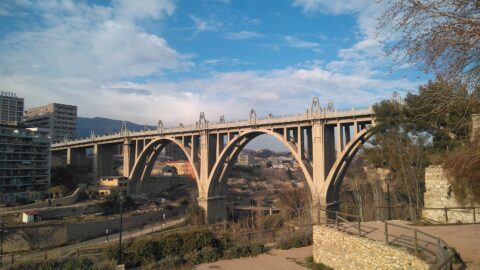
[{"left": 0, "top": 0, "right": 429, "bottom": 132}]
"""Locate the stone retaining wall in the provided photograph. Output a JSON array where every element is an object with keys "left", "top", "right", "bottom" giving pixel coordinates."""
[
  {"left": 313, "top": 225, "right": 429, "bottom": 270},
  {"left": 422, "top": 166, "right": 479, "bottom": 223}
]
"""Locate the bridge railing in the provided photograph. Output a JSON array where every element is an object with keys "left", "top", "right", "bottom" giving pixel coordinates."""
[
  {"left": 383, "top": 221, "right": 464, "bottom": 270},
  {"left": 52, "top": 107, "right": 374, "bottom": 148}
]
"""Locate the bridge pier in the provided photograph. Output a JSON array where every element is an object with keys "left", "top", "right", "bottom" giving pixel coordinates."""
[
  {"left": 122, "top": 140, "right": 135, "bottom": 178},
  {"left": 93, "top": 144, "right": 115, "bottom": 180},
  {"left": 66, "top": 148, "right": 85, "bottom": 168},
  {"left": 198, "top": 196, "right": 228, "bottom": 224}
]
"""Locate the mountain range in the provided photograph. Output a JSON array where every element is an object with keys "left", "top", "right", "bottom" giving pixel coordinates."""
[{"left": 76, "top": 117, "right": 155, "bottom": 138}]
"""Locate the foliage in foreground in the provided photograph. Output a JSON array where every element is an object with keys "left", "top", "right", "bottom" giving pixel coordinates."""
[
  {"left": 276, "top": 230, "right": 312, "bottom": 250},
  {"left": 10, "top": 257, "right": 116, "bottom": 270},
  {"left": 223, "top": 242, "right": 267, "bottom": 259}
]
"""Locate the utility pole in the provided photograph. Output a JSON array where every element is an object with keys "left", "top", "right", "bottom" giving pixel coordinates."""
[
  {"left": 117, "top": 192, "right": 125, "bottom": 265},
  {"left": 385, "top": 173, "right": 392, "bottom": 220}
]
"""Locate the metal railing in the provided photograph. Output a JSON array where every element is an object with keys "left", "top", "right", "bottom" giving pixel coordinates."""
[
  {"left": 383, "top": 221, "right": 465, "bottom": 270},
  {"left": 313, "top": 207, "right": 465, "bottom": 270},
  {"left": 422, "top": 206, "right": 479, "bottom": 224}
]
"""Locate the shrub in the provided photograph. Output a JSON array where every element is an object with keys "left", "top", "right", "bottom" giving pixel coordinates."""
[
  {"left": 129, "top": 239, "right": 161, "bottom": 265},
  {"left": 155, "top": 255, "right": 185, "bottom": 270},
  {"left": 224, "top": 242, "right": 267, "bottom": 259},
  {"left": 276, "top": 230, "right": 312, "bottom": 250},
  {"left": 103, "top": 244, "right": 119, "bottom": 261},
  {"left": 185, "top": 246, "right": 220, "bottom": 265},
  {"left": 185, "top": 203, "right": 205, "bottom": 225},
  {"left": 159, "top": 234, "right": 184, "bottom": 257},
  {"left": 12, "top": 257, "right": 96, "bottom": 270},
  {"left": 181, "top": 230, "right": 221, "bottom": 254},
  {"left": 92, "top": 259, "right": 116, "bottom": 270}
]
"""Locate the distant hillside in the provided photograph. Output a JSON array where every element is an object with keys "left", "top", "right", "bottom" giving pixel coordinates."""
[{"left": 76, "top": 117, "right": 155, "bottom": 138}]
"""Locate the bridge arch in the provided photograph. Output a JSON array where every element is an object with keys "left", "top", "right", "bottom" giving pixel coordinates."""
[
  {"left": 206, "top": 129, "right": 316, "bottom": 201},
  {"left": 321, "top": 128, "right": 374, "bottom": 210},
  {"left": 129, "top": 137, "right": 201, "bottom": 194}
]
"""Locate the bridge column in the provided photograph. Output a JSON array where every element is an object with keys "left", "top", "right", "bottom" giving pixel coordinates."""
[
  {"left": 198, "top": 196, "right": 228, "bottom": 224},
  {"left": 312, "top": 121, "right": 325, "bottom": 190},
  {"left": 67, "top": 148, "right": 84, "bottom": 168},
  {"left": 123, "top": 140, "right": 134, "bottom": 178},
  {"left": 93, "top": 144, "right": 115, "bottom": 180}
]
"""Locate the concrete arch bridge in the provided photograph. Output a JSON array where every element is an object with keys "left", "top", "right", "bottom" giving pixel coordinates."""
[{"left": 52, "top": 98, "right": 375, "bottom": 223}]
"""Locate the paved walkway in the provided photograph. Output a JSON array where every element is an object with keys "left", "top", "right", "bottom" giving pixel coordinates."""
[{"left": 196, "top": 246, "right": 312, "bottom": 270}]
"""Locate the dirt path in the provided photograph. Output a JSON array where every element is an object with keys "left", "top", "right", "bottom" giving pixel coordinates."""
[{"left": 196, "top": 246, "right": 312, "bottom": 270}]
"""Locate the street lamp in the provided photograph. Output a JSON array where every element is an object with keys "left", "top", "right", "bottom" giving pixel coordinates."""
[
  {"left": 385, "top": 173, "right": 392, "bottom": 220},
  {"left": 117, "top": 192, "right": 126, "bottom": 265}
]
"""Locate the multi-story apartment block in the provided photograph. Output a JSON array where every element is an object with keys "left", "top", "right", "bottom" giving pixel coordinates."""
[
  {"left": 0, "top": 125, "right": 51, "bottom": 203},
  {"left": 0, "top": 91, "right": 24, "bottom": 126},
  {"left": 25, "top": 103, "right": 77, "bottom": 143},
  {"left": 237, "top": 151, "right": 255, "bottom": 167}
]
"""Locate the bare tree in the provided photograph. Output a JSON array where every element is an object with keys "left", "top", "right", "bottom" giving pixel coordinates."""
[{"left": 378, "top": 0, "right": 480, "bottom": 85}]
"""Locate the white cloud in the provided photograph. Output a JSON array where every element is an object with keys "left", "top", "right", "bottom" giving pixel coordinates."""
[
  {"left": 0, "top": 62, "right": 419, "bottom": 126},
  {"left": 190, "top": 15, "right": 222, "bottom": 32},
  {"left": 226, "top": 31, "right": 263, "bottom": 40},
  {"left": 0, "top": 0, "right": 189, "bottom": 81},
  {"left": 292, "top": 0, "right": 370, "bottom": 14},
  {"left": 284, "top": 36, "right": 322, "bottom": 53},
  {"left": 114, "top": 0, "right": 175, "bottom": 20}
]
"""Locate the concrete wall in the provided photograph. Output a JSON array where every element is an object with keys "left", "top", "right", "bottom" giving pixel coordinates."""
[
  {"left": 313, "top": 225, "right": 429, "bottom": 270},
  {"left": 422, "top": 166, "right": 479, "bottom": 223},
  {"left": 140, "top": 176, "right": 189, "bottom": 194},
  {"left": 2, "top": 210, "right": 166, "bottom": 253}
]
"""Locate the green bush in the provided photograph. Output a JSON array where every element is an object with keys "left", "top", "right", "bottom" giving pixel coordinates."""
[
  {"left": 155, "top": 255, "right": 185, "bottom": 270},
  {"left": 129, "top": 239, "right": 161, "bottom": 265},
  {"left": 159, "top": 233, "right": 184, "bottom": 257},
  {"left": 92, "top": 259, "right": 116, "bottom": 270},
  {"left": 185, "top": 246, "right": 220, "bottom": 265},
  {"left": 276, "top": 230, "right": 312, "bottom": 250},
  {"left": 103, "top": 244, "right": 119, "bottom": 261},
  {"left": 11, "top": 257, "right": 100, "bottom": 270},
  {"left": 181, "top": 230, "right": 221, "bottom": 254},
  {"left": 224, "top": 242, "right": 267, "bottom": 259},
  {"left": 185, "top": 203, "right": 205, "bottom": 225}
]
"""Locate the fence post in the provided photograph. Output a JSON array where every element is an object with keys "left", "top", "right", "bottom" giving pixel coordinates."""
[
  {"left": 44, "top": 249, "right": 47, "bottom": 260},
  {"left": 384, "top": 221, "right": 388, "bottom": 244},
  {"left": 335, "top": 212, "right": 339, "bottom": 231},
  {"left": 357, "top": 218, "right": 361, "bottom": 236},
  {"left": 444, "top": 207, "right": 448, "bottom": 224},
  {"left": 76, "top": 249, "right": 79, "bottom": 258},
  {"left": 473, "top": 207, "right": 476, "bottom": 223},
  {"left": 10, "top": 254, "right": 13, "bottom": 265},
  {"left": 414, "top": 229, "right": 418, "bottom": 256}
]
